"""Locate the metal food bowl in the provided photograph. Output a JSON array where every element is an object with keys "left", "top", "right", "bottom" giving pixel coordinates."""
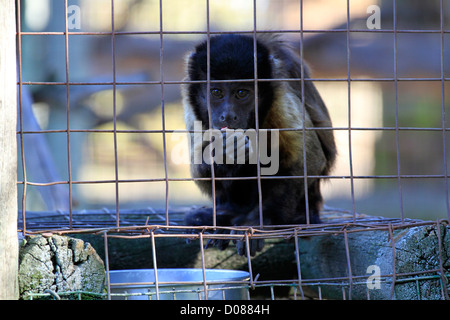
[{"left": 109, "top": 268, "right": 250, "bottom": 300}]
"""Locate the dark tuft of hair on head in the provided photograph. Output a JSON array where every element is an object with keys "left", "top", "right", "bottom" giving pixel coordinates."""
[{"left": 189, "top": 34, "right": 272, "bottom": 81}]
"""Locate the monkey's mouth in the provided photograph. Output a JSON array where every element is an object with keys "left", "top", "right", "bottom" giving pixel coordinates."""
[
  {"left": 213, "top": 126, "right": 245, "bottom": 131},
  {"left": 212, "top": 126, "right": 231, "bottom": 130},
  {"left": 217, "top": 126, "right": 248, "bottom": 131}
]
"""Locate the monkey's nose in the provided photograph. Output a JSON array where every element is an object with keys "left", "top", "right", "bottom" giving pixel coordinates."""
[{"left": 219, "top": 114, "right": 238, "bottom": 123}]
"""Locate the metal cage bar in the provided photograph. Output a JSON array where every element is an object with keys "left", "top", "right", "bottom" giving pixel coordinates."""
[{"left": 14, "top": 0, "right": 450, "bottom": 301}]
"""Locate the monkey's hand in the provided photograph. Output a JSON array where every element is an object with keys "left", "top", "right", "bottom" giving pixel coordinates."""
[
  {"left": 184, "top": 206, "right": 215, "bottom": 226},
  {"left": 231, "top": 215, "right": 265, "bottom": 257},
  {"left": 184, "top": 207, "right": 265, "bottom": 256},
  {"left": 184, "top": 206, "right": 234, "bottom": 250},
  {"left": 223, "top": 130, "right": 254, "bottom": 165}
]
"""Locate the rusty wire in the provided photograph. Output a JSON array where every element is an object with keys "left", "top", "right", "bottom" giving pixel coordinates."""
[{"left": 15, "top": 0, "right": 450, "bottom": 300}]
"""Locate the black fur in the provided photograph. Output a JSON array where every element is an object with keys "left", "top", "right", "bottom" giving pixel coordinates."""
[{"left": 183, "top": 35, "right": 336, "bottom": 256}]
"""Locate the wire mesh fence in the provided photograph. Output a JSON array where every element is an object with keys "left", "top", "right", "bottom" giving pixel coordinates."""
[{"left": 15, "top": 0, "right": 450, "bottom": 300}]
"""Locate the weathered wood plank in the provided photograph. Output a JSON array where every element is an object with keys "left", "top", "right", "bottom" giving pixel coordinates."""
[{"left": 0, "top": 0, "right": 19, "bottom": 300}]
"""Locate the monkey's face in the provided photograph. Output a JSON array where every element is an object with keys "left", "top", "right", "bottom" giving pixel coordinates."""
[
  {"left": 186, "top": 35, "right": 274, "bottom": 130},
  {"left": 204, "top": 82, "right": 256, "bottom": 130}
]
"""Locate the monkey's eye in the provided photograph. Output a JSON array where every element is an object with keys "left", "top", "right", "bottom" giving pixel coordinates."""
[
  {"left": 235, "top": 89, "right": 249, "bottom": 99},
  {"left": 210, "top": 88, "right": 224, "bottom": 99}
]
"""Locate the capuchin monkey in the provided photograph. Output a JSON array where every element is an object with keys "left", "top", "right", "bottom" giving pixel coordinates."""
[{"left": 182, "top": 34, "right": 336, "bottom": 256}]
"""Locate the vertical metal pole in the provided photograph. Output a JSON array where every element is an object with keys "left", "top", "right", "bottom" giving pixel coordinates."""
[
  {"left": 110, "top": 0, "right": 120, "bottom": 227},
  {"left": 159, "top": 0, "right": 170, "bottom": 225},
  {"left": 16, "top": 0, "right": 28, "bottom": 237},
  {"left": 252, "top": 0, "right": 263, "bottom": 227},
  {"left": 63, "top": 0, "right": 74, "bottom": 228},
  {"left": 346, "top": 0, "right": 356, "bottom": 221},
  {"left": 294, "top": 229, "right": 305, "bottom": 299},
  {"left": 392, "top": 0, "right": 405, "bottom": 222},
  {"left": 204, "top": 0, "right": 217, "bottom": 226},
  {"left": 343, "top": 229, "right": 353, "bottom": 300},
  {"left": 299, "top": 0, "right": 311, "bottom": 224},
  {"left": 199, "top": 233, "right": 208, "bottom": 300},
  {"left": 103, "top": 231, "right": 111, "bottom": 300},
  {"left": 151, "top": 231, "right": 160, "bottom": 300}
]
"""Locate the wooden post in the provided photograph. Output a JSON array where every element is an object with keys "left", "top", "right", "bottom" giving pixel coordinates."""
[{"left": 0, "top": 0, "right": 19, "bottom": 299}]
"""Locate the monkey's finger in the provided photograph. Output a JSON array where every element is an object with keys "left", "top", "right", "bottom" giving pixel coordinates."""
[
  {"left": 236, "top": 240, "right": 247, "bottom": 256},
  {"left": 205, "top": 238, "right": 230, "bottom": 250},
  {"left": 255, "top": 239, "right": 265, "bottom": 253},
  {"left": 205, "top": 238, "right": 215, "bottom": 249},
  {"left": 215, "top": 239, "right": 231, "bottom": 251},
  {"left": 236, "top": 238, "right": 265, "bottom": 256},
  {"left": 205, "top": 229, "right": 231, "bottom": 250}
]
